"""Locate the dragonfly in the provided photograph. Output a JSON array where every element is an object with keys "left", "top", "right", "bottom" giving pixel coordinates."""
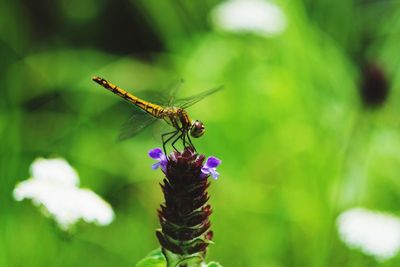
[{"left": 92, "top": 76, "right": 221, "bottom": 153}]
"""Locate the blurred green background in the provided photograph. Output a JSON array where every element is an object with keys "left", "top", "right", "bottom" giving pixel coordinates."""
[{"left": 2, "top": 0, "right": 400, "bottom": 266}]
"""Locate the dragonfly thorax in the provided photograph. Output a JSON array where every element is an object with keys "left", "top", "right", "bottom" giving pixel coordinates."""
[{"left": 162, "top": 107, "right": 192, "bottom": 129}]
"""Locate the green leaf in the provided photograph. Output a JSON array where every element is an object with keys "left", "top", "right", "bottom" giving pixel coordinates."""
[
  {"left": 206, "top": 261, "right": 223, "bottom": 267},
  {"left": 135, "top": 248, "right": 166, "bottom": 267}
]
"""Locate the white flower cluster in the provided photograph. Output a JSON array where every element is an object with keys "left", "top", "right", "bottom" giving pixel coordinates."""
[
  {"left": 337, "top": 208, "right": 400, "bottom": 261},
  {"left": 13, "top": 158, "right": 114, "bottom": 230},
  {"left": 210, "top": 0, "right": 287, "bottom": 37}
]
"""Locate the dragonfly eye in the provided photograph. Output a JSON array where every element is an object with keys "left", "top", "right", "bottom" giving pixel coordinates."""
[{"left": 190, "top": 120, "right": 205, "bottom": 138}]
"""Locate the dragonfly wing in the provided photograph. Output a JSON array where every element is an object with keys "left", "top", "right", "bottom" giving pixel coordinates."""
[
  {"left": 174, "top": 86, "right": 223, "bottom": 109},
  {"left": 133, "top": 80, "right": 185, "bottom": 106},
  {"left": 137, "top": 90, "right": 169, "bottom": 106},
  {"left": 118, "top": 112, "right": 158, "bottom": 141},
  {"left": 166, "top": 79, "right": 185, "bottom": 106}
]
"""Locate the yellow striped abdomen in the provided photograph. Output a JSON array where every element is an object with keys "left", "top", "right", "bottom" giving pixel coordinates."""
[{"left": 92, "top": 76, "right": 164, "bottom": 118}]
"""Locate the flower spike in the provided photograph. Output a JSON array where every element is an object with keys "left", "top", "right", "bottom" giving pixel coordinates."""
[{"left": 150, "top": 147, "right": 221, "bottom": 266}]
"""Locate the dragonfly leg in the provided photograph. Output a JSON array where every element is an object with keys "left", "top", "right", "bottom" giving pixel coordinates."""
[
  {"left": 162, "top": 130, "right": 179, "bottom": 155},
  {"left": 162, "top": 130, "right": 178, "bottom": 145},
  {"left": 185, "top": 132, "right": 196, "bottom": 152},
  {"left": 171, "top": 132, "right": 184, "bottom": 151},
  {"left": 182, "top": 131, "right": 186, "bottom": 147},
  {"left": 181, "top": 131, "right": 192, "bottom": 150}
]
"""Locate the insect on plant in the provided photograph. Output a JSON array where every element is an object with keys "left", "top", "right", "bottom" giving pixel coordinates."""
[{"left": 92, "top": 77, "right": 222, "bottom": 153}]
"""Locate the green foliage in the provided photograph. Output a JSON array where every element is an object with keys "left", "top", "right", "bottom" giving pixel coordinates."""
[
  {"left": 205, "top": 262, "right": 223, "bottom": 267},
  {"left": 136, "top": 248, "right": 166, "bottom": 267},
  {"left": 135, "top": 248, "right": 223, "bottom": 267},
  {"left": 2, "top": 0, "right": 400, "bottom": 267}
]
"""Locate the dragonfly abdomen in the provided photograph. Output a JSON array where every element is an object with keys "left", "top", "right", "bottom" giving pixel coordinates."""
[{"left": 92, "top": 76, "right": 164, "bottom": 118}]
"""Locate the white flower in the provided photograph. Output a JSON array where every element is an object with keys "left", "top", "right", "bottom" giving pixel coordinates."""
[
  {"left": 337, "top": 208, "right": 400, "bottom": 261},
  {"left": 13, "top": 158, "right": 114, "bottom": 230},
  {"left": 210, "top": 0, "right": 287, "bottom": 37}
]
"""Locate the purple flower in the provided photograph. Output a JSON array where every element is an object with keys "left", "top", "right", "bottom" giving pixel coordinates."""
[
  {"left": 201, "top": 156, "right": 221, "bottom": 179},
  {"left": 148, "top": 148, "right": 168, "bottom": 172}
]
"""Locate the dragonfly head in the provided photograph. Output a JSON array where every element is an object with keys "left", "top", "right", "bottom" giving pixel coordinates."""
[{"left": 190, "top": 120, "right": 205, "bottom": 138}]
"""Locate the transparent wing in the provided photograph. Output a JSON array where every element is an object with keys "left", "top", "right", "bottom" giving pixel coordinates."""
[
  {"left": 115, "top": 82, "right": 220, "bottom": 141},
  {"left": 118, "top": 111, "right": 158, "bottom": 141},
  {"left": 166, "top": 79, "right": 185, "bottom": 106},
  {"left": 173, "top": 86, "right": 223, "bottom": 109},
  {"left": 136, "top": 90, "right": 169, "bottom": 106},
  {"left": 114, "top": 81, "right": 184, "bottom": 141},
  {"left": 134, "top": 79, "right": 185, "bottom": 106}
]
